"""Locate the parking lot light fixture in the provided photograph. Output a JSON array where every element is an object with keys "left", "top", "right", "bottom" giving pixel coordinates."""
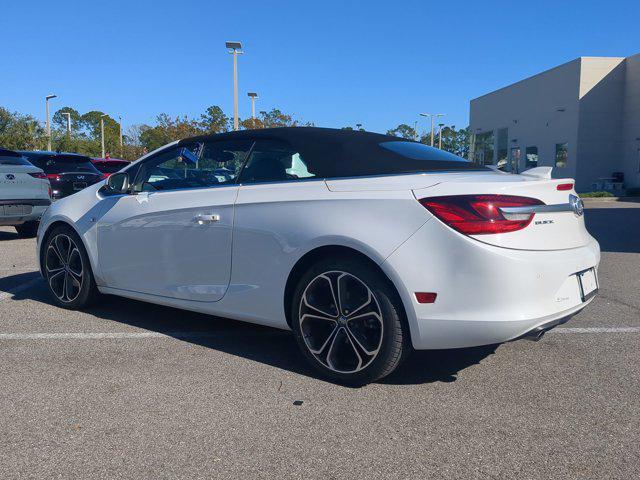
[
  {"left": 438, "top": 123, "right": 445, "bottom": 149},
  {"left": 45, "top": 94, "right": 57, "bottom": 151},
  {"left": 118, "top": 115, "right": 123, "bottom": 157},
  {"left": 247, "top": 92, "right": 258, "bottom": 120},
  {"left": 226, "top": 41, "right": 244, "bottom": 131},
  {"left": 100, "top": 114, "right": 108, "bottom": 158},
  {"left": 62, "top": 112, "right": 71, "bottom": 137},
  {"left": 420, "top": 113, "right": 445, "bottom": 147}
]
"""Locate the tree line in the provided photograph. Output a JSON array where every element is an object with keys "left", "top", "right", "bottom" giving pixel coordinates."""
[{"left": 0, "top": 105, "right": 470, "bottom": 161}]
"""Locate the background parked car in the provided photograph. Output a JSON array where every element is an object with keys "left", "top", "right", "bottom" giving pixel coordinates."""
[
  {"left": 0, "top": 148, "right": 51, "bottom": 237},
  {"left": 19, "top": 151, "right": 103, "bottom": 200},
  {"left": 91, "top": 158, "right": 130, "bottom": 178}
]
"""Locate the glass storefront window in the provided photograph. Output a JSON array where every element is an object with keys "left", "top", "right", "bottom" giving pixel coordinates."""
[
  {"left": 555, "top": 143, "right": 568, "bottom": 168},
  {"left": 474, "top": 131, "right": 495, "bottom": 165},
  {"left": 525, "top": 146, "right": 538, "bottom": 169},
  {"left": 496, "top": 128, "right": 508, "bottom": 170}
]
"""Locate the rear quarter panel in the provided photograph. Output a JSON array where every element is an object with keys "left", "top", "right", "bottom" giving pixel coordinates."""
[{"left": 215, "top": 180, "right": 430, "bottom": 328}]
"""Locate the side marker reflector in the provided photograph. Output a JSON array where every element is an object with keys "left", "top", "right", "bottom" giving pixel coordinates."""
[
  {"left": 557, "top": 183, "right": 573, "bottom": 191},
  {"left": 415, "top": 292, "right": 437, "bottom": 304}
]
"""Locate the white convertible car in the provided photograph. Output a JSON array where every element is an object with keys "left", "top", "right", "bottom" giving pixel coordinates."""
[{"left": 37, "top": 128, "right": 600, "bottom": 384}]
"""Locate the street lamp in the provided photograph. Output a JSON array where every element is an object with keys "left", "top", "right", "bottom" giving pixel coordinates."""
[
  {"left": 100, "top": 114, "right": 108, "bottom": 158},
  {"left": 226, "top": 41, "right": 244, "bottom": 131},
  {"left": 247, "top": 92, "right": 258, "bottom": 120},
  {"left": 420, "top": 113, "right": 445, "bottom": 147},
  {"left": 62, "top": 112, "right": 71, "bottom": 138},
  {"left": 438, "top": 123, "right": 445, "bottom": 149},
  {"left": 45, "top": 94, "right": 57, "bottom": 151},
  {"left": 118, "top": 115, "right": 123, "bottom": 157}
]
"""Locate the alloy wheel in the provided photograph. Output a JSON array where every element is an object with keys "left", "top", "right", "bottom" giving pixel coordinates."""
[
  {"left": 298, "top": 271, "right": 384, "bottom": 374},
  {"left": 45, "top": 234, "right": 84, "bottom": 303}
]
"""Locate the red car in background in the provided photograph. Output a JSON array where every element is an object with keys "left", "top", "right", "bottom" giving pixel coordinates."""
[{"left": 91, "top": 158, "right": 130, "bottom": 178}]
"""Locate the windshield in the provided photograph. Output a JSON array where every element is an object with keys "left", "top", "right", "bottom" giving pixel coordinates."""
[
  {"left": 94, "top": 161, "right": 129, "bottom": 173},
  {"left": 29, "top": 155, "right": 100, "bottom": 174}
]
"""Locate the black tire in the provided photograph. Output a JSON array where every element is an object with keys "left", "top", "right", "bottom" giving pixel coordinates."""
[
  {"left": 291, "top": 255, "right": 409, "bottom": 386},
  {"left": 15, "top": 221, "right": 39, "bottom": 238},
  {"left": 42, "top": 225, "right": 100, "bottom": 309}
]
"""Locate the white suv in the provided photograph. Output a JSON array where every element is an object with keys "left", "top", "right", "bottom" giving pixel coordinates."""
[{"left": 0, "top": 148, "right": 51, "bottom": 237}]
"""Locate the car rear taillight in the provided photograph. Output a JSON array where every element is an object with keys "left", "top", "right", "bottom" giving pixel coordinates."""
[
  {"left": 47, "top": 174, "right": 61, "bottom": 182},
  {"left": 418, "top": 194, "right": 545, "bottom": 235},
  {"left": 29, "top": 172, "right": 47, "bottom": 179}
]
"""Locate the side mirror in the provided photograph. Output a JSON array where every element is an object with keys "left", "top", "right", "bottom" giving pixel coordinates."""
[
  {"left": 178, "top": 147, "right": 198, "bottom": 165},
  {"left": 105, "top": 172, "right": 130, "bottom": 194}
]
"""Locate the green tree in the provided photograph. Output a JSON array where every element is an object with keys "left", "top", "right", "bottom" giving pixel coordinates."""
[
  {"left": 52, "top": 107, "right": 82, "bottom": 133},
  {"left": 386, "top": 123, "right": 417, "bottom": 140},
  {"left": 199, "top": 105, "right": 230, "bottom": 133},
  {"left": 0, "top": 107, "right": 44, "bottom": 150}
]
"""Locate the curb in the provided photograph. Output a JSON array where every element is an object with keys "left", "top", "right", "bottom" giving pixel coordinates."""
[{"left": 581, "top": 197, "right": 639, "bottom": 203}]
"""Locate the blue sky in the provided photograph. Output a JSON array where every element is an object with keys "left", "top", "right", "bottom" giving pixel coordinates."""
[{"left": 1, "top": 0, "right": 638, "bottom": 135}]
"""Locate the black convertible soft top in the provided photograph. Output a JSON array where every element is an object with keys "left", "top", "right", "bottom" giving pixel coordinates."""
[{"left": 179, "top": 127, "right": 486, "bottom": 179}]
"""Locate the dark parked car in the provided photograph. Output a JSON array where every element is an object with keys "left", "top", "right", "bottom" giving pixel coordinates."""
[
  {"left": 19, "top": 151, "right": 103, "bottom": 200},
  {"left": 91, "top": 158, "right": 130, "bottom": 178}
]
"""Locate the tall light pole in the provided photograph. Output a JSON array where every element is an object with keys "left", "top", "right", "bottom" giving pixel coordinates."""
[
  {"left": 100, "top": 114, "right": 107, "bottom": 158},
  {"left": 413, "top": 120, "right": 419, "bottom": 141},
  {"left": 118, "top": 115, "right": 123, "bottom": 158},
  {"left": 247, "top": 92, "right": 258, "bottom": 120},
  {"left": 420, "top": 113, "right": 445, "bottom": 147},
  {"left": 62, "top": 112, "right": 71, "bottom": 138},
  {"left": 226, "top": 41, "right": 243, "bottom": 131},
  {"left": 438, "top": 123, "right": 445, "bottom": 149},
  {"left": 45, "top": 94, "right": 57, "bottom": 151}
]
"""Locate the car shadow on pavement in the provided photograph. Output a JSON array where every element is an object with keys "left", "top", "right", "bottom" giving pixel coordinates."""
[
  {"left": 0, "top": 230, "right": 20, "bottom": 241},
  {"left": 2, "top": 273, "right": 496, "bottom": 387},
  {"left": 584, "top": 206, "right": 640, "bottom": 253}
]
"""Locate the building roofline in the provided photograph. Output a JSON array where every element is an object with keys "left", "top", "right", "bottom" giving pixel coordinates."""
[{"left": 470, "top": 56, "right": 626, "bottom": 103}]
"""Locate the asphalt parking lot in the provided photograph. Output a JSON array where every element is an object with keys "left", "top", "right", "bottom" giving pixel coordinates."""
[{"left": 1, "top": 200, "right": 639, "bottom": 479}]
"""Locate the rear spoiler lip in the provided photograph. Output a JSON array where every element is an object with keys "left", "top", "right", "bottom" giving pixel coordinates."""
[{"left": 520, "top": 166, "right": 553, "bottom": 179}]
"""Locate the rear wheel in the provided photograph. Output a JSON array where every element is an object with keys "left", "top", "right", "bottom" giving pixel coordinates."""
[
  {"left": 43, "top": 226, "right": 99, "bottom": 309},
  {"left": 291, "top": 256, "right": 409, "bottom": 385},
  {"left": 15, "top": 221, "right": 38, "bottom": 238}
]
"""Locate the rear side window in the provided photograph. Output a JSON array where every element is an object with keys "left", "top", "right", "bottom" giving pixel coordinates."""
[
  {"left": 239, "top": 139, "right": 316, "bottom": 184},
  {"left": 379, "top": 141, "right": 470, "bottom": 163}
]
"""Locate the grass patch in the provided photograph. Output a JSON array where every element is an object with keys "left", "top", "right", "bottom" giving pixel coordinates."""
[{"left": 579, "top": 191, "right": 616, "bottom": 198}]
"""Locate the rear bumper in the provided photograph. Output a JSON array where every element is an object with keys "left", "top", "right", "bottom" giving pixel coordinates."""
[
  {"left": 0, "top": 200, "right": 50, "bottom": 226},
  {"left": 382, "top": 218, "right": 600, "bottom": 350}
]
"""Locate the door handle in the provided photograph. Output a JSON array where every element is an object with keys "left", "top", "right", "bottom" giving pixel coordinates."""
[{"left": 194, "top": 214, "right": 221, "bottom": 225}]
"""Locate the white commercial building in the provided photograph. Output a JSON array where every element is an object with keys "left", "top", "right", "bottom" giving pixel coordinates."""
[{"left": 469, "top": 53, "right": 640, "bottom": 192}]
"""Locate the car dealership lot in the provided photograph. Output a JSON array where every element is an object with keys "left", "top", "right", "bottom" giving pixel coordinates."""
[{"left": 0, "top": 201, "right": 638, "bottom": 479}]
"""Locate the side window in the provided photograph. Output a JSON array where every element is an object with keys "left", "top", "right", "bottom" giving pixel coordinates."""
[
  {"left": 199, "top": 139, "right": 254, "bottom": 184},
  {"left": 133, "top": 140, "right": 252, "bottom": 192},
  {"left": 239, "top": 139, "right": 316, "bottom": 184}
]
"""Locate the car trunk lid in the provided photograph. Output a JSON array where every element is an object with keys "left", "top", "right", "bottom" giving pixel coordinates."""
[{"left": 413, "top": 173, "right": 591, "bottom": 251}]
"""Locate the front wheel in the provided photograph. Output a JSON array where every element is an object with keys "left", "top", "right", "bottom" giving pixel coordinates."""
[
  {"left": 291, "top": 256, "right": 409, "bottom": 385},
  {"left": 42, "top": 226, "right": 100, "bottom": 309}
]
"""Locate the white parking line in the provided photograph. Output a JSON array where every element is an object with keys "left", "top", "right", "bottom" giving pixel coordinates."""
[
  {"left": 0, "top": 327, "right": 637, "bottom": 341},
  {"left": 550, "top": 327, "right": 640, "bottom": 333},
  {"left": 0, "top": 277, "right": 42, "bottom": 302},
  {"left": 0, "top": 331, "right": 227, "bottom": 340}
]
